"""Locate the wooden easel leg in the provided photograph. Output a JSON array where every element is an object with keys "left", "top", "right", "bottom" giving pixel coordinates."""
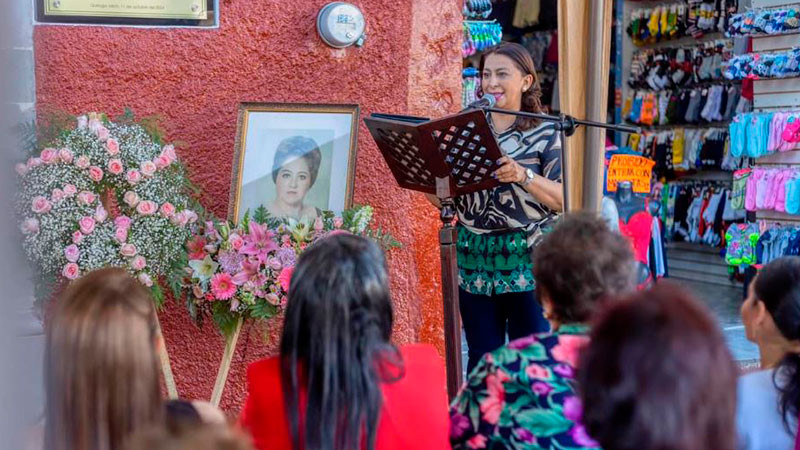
[
  {"left": 210, "top": 316, "right": 244, "bottom": 407},
  {"left": 439, "top": 198, "right": 463, "bottom": 400},
  {"left": 155, "top": 315, "right": 179, "bottom": 399}
]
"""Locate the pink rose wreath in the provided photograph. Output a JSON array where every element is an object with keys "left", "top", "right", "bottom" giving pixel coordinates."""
[{"left": 16, "top": 112, "right": 199, "bottom": 398}]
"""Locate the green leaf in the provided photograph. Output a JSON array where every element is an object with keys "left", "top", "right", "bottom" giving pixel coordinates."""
[
  {"left": 515, "top": 408, "right": 572, "bottom": 436},
  {"left": 211, "top": 302, "right": 240, "bottom": 337},
  {"left": 249, "top": 300, "right": 279, "bottom": 320},
  {"left": 253, "top": 206, "right": 269, "bottom": 224},
  {"left": 151, "top": 283, "right": 165, "bottom": 309}
]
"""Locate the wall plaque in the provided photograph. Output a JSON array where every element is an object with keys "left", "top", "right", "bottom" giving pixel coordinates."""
[{"left": 36, "top": 0, "right": 216, "bottom": 26}]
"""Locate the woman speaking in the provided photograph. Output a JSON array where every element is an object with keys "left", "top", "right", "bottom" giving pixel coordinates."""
[{"left": 450, "top": 42, "right": 563, "bottom": 373}]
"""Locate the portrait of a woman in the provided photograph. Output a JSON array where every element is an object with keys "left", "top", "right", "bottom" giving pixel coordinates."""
[{"left": 268, "top": 136, "right": 323, "bottom": 221}]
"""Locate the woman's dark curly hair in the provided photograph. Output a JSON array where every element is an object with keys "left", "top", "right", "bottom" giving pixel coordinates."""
[
  {"left": 533, "top": 212, "right": 636, "bottom": 324},
  {"left": 479, "top": 42, "right": 545, "bottom": 131}
]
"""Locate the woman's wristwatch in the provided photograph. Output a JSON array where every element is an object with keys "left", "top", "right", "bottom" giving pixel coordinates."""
[{"left": 520, "top": 168, "right": 535, "bottom": 187}]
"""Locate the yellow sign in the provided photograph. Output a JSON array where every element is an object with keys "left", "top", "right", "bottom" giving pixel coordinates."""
[
  {"left": 44, "top": 0, "right": 206, "bottom": 20},
  {"left": 606, "top": 154, "right": 655, "bottom": 194}
]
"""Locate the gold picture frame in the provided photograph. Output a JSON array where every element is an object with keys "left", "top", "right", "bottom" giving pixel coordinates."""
[{"left": 228, "top": 103, "right": 360, "bottom": 224}]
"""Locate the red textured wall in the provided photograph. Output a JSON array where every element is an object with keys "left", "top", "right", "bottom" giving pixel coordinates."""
[{"left": 34, "top": 0, "right": 462, "bottom": 411}]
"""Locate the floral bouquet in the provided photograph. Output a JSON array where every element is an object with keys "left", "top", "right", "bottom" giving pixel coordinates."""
[
  {"left": 15, "top": 111, "right": 200, "bottom": 307},
  {"left": 182, "top": 205, "right": 399, "bottom": 337}
]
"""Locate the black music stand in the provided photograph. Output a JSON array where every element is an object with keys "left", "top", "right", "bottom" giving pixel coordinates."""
[{"left": 364, "top": 109, "right": 504, "bottom": 399}]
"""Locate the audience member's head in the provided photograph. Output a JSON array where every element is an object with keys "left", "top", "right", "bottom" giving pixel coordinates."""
[
  {"left": 533, "top": 212, "right": 636, "bottom": 329},
  {"left": 45, "top": 268, "right": 163, "bottom": 450},
  {"left": 125, "top": 424, "right": 252, "bottom": 450},
  {"left": 280, "top": 233, "right": 401, "bottom": 450},
  {"left": 578, "top": 283, "right": 738, "bottom": 450},
  {"left": 741, "top": 256, "right": 800, "bottom": 427}
]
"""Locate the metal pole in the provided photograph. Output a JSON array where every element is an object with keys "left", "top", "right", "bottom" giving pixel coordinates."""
[{"left": 583, "top": 0, "right": 611, "bottom": 213}]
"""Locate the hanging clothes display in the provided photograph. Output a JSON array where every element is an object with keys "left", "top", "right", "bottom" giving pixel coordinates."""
[{"left": 661, "top": 180, "right": 744, "bottom": 246}]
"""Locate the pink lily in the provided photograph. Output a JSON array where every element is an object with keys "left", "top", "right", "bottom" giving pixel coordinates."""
[
  {"left": 240, "top": 222, "right": 278, "bottom": 264},
  {"left": 232, "top": 258, "right": 260, "bottom": 285}
]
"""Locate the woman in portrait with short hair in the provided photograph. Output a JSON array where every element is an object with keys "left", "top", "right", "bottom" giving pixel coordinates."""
[{"left": 268, "top": 135, "right": 322, "bottom": 221}]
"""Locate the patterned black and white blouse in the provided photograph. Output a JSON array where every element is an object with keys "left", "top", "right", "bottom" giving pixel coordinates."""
[{"left": 455, "top": 119, "right": 562, "bottom": 248}]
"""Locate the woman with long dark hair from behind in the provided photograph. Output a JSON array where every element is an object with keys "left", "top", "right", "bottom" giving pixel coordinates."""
[
  {"left": 239, "top": 234, "right": 449, "bottom": 450},
  {"left": 738, "top": 256, "right": 800, "bottom": 449},
  {"left": 45, "top": 267, "right": 164, "bottom": 450}
]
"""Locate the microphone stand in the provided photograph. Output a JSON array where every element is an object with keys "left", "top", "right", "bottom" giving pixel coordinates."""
[{"left": 483, "top": 106, "right": 641, "bottom": 209}]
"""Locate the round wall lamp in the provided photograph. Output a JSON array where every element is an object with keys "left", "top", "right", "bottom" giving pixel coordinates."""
[{"left": 317, "top": 2, "right": 366, "bottom": 48}]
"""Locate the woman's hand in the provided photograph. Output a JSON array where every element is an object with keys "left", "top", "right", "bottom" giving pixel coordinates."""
[
  {"left": 492, "top": 156, "right": 564, "bottom": 212},
  {"left": 492, "top": 156, "right": 526, "bottom": 184}
]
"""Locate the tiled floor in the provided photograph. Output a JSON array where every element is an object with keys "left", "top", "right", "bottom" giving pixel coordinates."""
[
  {"left": 674, "top": 279, "right": 760, "bottom": 363},
  {"left": 460, "top": 279, "right": 760, "bottom": 378}
]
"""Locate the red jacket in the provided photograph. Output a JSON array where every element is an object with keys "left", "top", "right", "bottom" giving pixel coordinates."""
[{"left": 239, "top": 344, "right": 450, "bottom": 450}]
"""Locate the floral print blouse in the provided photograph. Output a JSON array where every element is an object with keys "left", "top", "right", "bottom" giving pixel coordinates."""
[{"left": 449, "top": 324, "right": 599, "bottom": 450}]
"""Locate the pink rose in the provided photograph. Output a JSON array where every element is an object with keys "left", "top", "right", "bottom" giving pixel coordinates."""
[
  {"left": 14, "top": 163, "right": 27, "bottom": 176},
  {"left": 72, "top": 230, "right": 84, "bottom": 244},
  {"left": 114, "top": 215, "right": 131, "bottom": 229},
  {"left": 20, "top": 218, "right": 39, "bottom": 235},
  {"left": 27, "top": 157, "right": 42, "bottom": 168},
  {"left": 78, "top": 216, "right": 96, "bottom": 235},
  {"left": 170, "top": 211, "right": 189, "bottom": 226},
  {"left": 94, "top": 205, "right": 108, "bottom": 222},
  {"left": 159, "top": 202, "right": 175, "bottom": 218},
  {"left": 154, "top": 155, "right": 170, "bottom": 169},
  {"left": 120, "top": 243, "right": 137, "bottom": 257},
  {"left": 40, "top": 148, "right": 58, "bottom": 164},
  {"left": 64, "top": 244, "right": 80, "bottom": 263},
  {"left": 125, "top": 169, "right": 142, "bottom": 185},
  {"left": 63, "top": 184, "right": 77, "bottom": 197},
  {"left": 75, "top": 156, "right": 90, "bottom": 169},
  {"left": 107, "top": 159, "right": 123, "bottom": 175},
  {"left": 96, "top": 126, "right": 110, "bottom": 141},
  {"left": 77, "top": 191, "right": 96, "bottom": 206},
  {"left": 140, "top": 161, "right": 157, "bottom": 177},
  {"left": 161, "top": 144, "right": 177, "bottom": 162},
  {"left": 31, "top": 196, "right": 52, "bottom": 214},
  {"left": 114, "top": 226, "right": 128, "bottom": 243},
  {"left": 138, "top": 273, "right": 153, "bottom": 287},
  {"left": 62, "top": 263, "right": 80, "bottom": 280},
  {"left": 58, "top": 148, "right": 74, "bottom": 163},
  {"left": 77, "top": 115, "right": 88, "bottom": 129},
  {"left": 105, "top": 138, "right": 119, "bottom": 155},
  {"left": 333, "top": 217, "right": 344, "bottom": 228},
  {"left": 88, "top": 166, "right": 104, "bottom": 182},
  {"left": 51, "top": 188, "right": 65, "bottom": 202},
  {"left": 131, "top": 255, "right": 147, "bottom": 271},
  {"left": 184, "top": 210, "right": 198, "bottom": 223},
  {"left": 229, "top": 233, "right": 244, "bottom": 250},
  {"left": 123, "top": 191, "right": 140, "bottom": 207},
  {"left": 136, "top": 200, "right": 158, "bottom": 216}
]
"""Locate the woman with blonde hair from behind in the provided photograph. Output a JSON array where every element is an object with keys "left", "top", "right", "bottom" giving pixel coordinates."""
[{"left": 45, "top": 267, "right": 163, "bottom": 450}]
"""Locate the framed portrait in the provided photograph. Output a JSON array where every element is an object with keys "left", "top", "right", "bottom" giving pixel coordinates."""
[{"left": 229, "top": 103, "right": 359, "bottom": 223}]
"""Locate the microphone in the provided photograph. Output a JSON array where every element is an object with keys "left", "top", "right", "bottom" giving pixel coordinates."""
[{"left": 466, "top": 94, "right": 496, "bottom": 110}]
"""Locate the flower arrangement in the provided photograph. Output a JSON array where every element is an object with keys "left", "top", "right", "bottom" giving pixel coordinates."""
[
  {"left": 15, "top": 112, "right": 200, "bottom": 305},
  {"left": 183, "top": 205, "right": 399, "bottom": 337}
]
